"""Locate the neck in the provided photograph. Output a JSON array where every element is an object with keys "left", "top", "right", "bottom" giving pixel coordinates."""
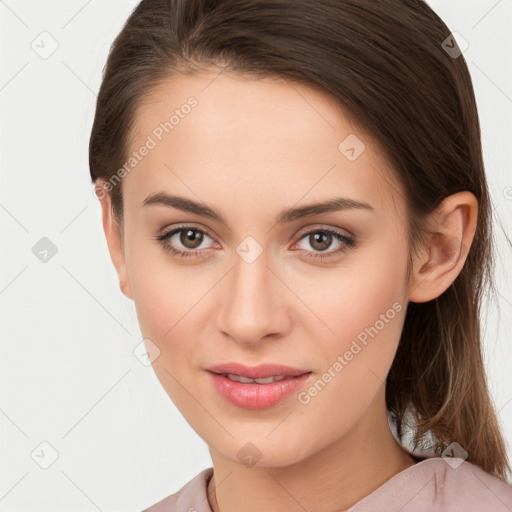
[{"left": 207, "top": 399, "right": 416, "bottom": 512}]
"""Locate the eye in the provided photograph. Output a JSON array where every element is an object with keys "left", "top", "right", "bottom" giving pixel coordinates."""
[
  {"left": 155, "top": 225, "right": 217, "bottom": 257},
  {"left": 293, "top": 228, "right": 355, "bottom": 259}
]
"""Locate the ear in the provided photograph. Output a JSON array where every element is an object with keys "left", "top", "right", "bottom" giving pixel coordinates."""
[
  {"left": 95, "top": 181, "right": 133, "bottom": 301},
  {"left": 408, "top": 191, "right": 478, "bottom": 303}
]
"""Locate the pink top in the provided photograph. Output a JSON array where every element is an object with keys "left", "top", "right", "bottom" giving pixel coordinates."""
[{"left": 142, "top": 457, "right": 512, "bottom": 512}]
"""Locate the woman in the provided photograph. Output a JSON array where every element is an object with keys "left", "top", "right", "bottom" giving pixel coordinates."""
[{"left": 89, "top": 0, "right": 512, "bottom": 510}]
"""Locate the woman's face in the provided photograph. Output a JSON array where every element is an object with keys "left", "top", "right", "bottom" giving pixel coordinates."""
[{"left": 111, "top": 71, "right": 414, "bottom": 466}]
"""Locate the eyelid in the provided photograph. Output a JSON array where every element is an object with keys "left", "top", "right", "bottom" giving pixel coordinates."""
[
  {"left": 159, "top": 223, "right": 217, "bottom": 241},
  {"left": 293, "top": 223, "right": 354, "bottom": 240}
]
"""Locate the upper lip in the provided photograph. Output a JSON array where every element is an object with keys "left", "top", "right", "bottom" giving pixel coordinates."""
[{"left": 206, "top": 362, "right": 311, "bottom": 379}]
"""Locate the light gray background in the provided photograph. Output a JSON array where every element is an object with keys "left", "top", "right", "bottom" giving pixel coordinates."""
[{"left": 1, "top": 1, "right": 511, "bottom": 510}]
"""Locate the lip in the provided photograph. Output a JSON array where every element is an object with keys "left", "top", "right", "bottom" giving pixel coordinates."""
[
  {"left": 206, "top": 362, "right": 311, "bottom": 379},
  {"left": 207, "top": 371, "right": 312, "bottom": 409}
]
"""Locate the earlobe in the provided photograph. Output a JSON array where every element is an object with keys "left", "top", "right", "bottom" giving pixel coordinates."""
[
  {"left": 408, "top": 191, "right": 477, "bottom": 303},
  {"left": 96, "top": 182, "right": 134, "bottom": 301}
]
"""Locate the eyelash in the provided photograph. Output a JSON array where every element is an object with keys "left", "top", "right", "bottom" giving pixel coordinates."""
[{"left": 154, "top": 224, "right": 356, "bottom": 260}]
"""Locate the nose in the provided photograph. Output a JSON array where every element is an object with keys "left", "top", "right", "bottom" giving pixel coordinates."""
[{"left": 215, "top": 247, "right": 292, "bottom": 346}]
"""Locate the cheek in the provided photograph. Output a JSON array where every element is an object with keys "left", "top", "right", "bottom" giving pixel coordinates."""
[
  {"left": 286, "top": 303, "right": 406, "bottom": 462},
  {"left": 127, "top": 247, "right": 216, "bottom": 383},
  {"left": 129, "top": 258, "right": 207, "bottom": 411},
  {"left": 130, "top": 266, "right": 174, "bottom": 340},
  {"left": 295, "top": 238, "right": 408, "bottom": 347},
  {"left": 292, "top": 241, "right": 408, "bottom": 411},
  {"left": 126, "top": 237, "right": 201, "bottom": 338}
]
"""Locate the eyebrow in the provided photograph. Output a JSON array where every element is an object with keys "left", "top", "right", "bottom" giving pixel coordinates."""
[{"left": 142, "top": 192, "right": 375, "bottom": 225}]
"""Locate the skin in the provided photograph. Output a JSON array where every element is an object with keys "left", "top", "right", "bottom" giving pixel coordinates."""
[{"left": 97, "top": 70, "right": 478, "bottom": 512}]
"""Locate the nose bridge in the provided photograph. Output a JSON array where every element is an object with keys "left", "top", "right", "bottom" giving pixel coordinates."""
[{"left": 216, "top": 242, "right": 289, "bottom": 344}]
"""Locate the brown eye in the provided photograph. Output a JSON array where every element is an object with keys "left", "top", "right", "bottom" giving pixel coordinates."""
[
  {"left": 155, "top": 225, "right": 216, "bottom": 258},
  {"left": 308, "top": 231, "right": 332, "bottom": 251},
  {"left": 294, "top": 228, "right": 355, "bottom": 260},
  {"left": 180, "top": 228, "right": 204, "bottom": 249}
]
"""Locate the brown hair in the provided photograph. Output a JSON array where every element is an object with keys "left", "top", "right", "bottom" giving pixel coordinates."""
[{"left": 89, "top": 0, "right": 511, "bottom": 480}]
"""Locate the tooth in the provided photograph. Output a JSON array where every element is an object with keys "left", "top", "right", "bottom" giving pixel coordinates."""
[
  {"left": 255, "top": 376, "right": 285, "bottom": 384},
  {"left": 254, "top": 376, "right": 274, "bottom": 384},
  {"left": 222, "top": 373, "right": 290, "bottom": 384},
  {"left": 226, "top": 373, "right": 255, "bottom": 383}
]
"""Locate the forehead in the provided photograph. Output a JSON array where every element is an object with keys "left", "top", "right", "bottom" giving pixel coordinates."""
[{"left": 123, "top": 71, "right": 405, "bottom": 219}]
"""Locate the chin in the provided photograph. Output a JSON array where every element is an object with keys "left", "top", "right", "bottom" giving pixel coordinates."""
[{"left": 209, "top": 433, "right": 313, "bottom": 469}]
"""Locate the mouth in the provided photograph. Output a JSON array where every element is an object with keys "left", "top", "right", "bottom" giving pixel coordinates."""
[
  {"left": 206, "top": 362, "right": 311, "bottom": 380},
  {"left": 212, "top": 373, "right": 301, "bottom": 384},
  {"left": 205, "top": 362, "right": 313, "bottom": 409}
]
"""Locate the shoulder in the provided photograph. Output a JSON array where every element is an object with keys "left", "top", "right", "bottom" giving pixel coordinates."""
[
  {"left": 437, "top": 458, "right": 512, "bottom": 510},
  {"left": 440, "top": 458, "right": 512, "bottom": 497},
  {"left": 141, "top": 467, "right": 214, "bottom": 512},
  {"left": 350, "top": 457, "right": 512, "bottom": 512}
]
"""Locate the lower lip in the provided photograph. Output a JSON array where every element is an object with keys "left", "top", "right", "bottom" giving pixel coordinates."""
[{"left": 207, "top": 371, "right": 312, "bottom": 409}]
